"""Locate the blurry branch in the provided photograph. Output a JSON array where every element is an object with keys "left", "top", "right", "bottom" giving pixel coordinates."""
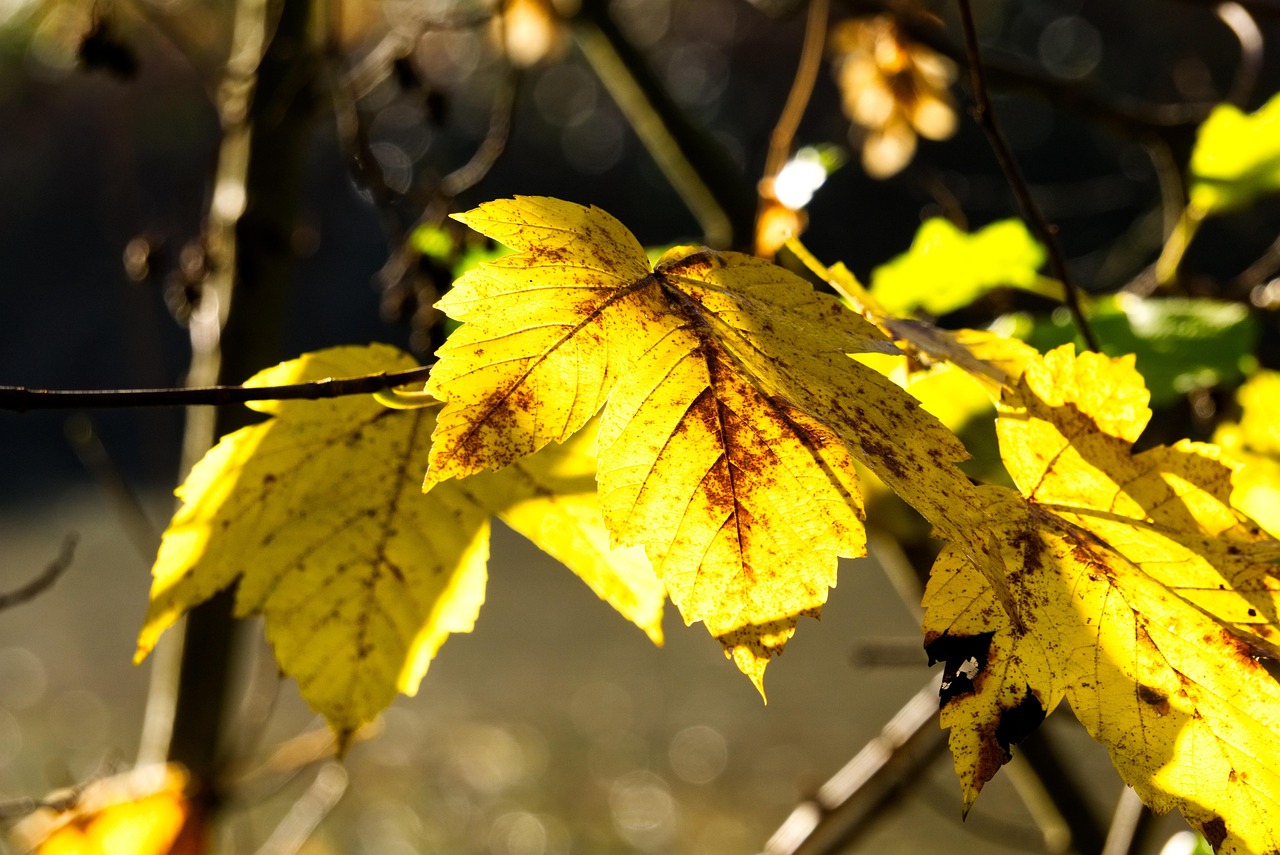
[
  {"left": 762, "top": 0, "right": 829, "bottom": 184},
  {"left": 757, "top": 0, "right": 829, "bottom": 256},
  {"left": 440, "top": 67, "right": 519, "bottom": 198},
  {"left": 341, "top": 9, "right": 495, "bottom": 99},
  {"left": 571, "top": 0, "right": 756, "bottom": 249},
  {"left": 1217, "top": 1, "right": 1264, "bottom": 107},
  {"left": 250, "top": 763, "right": 348, "bottom": 855},
  {"left": 952, "top": 0, "right": 1100, "bottom": 352},
  {"left": 65, "top": 416, "right": 161, "bottom": 559},
  {"left": 0, "top": 366, "right": 435, "bottom": 411},
  {"left": 0, "top": 534, "right": 78, "bottom": 613},
  {"left": 837, "top": 0, "right": 1215, "bottom": 138},
  {"left": 1233, "top": 232, "right": 1280, "bottom": 292},
  {"left": 1100, "top": 787, "right": 1154, "bottom": 855},
  {"left": 761, "top": 677, "right": 948, "bottom": 855}
]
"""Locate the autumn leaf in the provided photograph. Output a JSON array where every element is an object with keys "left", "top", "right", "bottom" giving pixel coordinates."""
[
  {"left": 138, "top": 344, "right": 661, "bottom": 741},
  {"left": 14, "top": 765, "right": 190, "bottom": 855},
  {"left": 1215, "top": 370, "right": 1280, "bottom": 539},
  {"left": 457, "top": 417, "right": 664, "bottom": 644},
  {"left": 427, "top": 196, "right": 995, "bottom": 691},
  {"left": 923, "top": 346, "right": 1280, "bottom": 853}
]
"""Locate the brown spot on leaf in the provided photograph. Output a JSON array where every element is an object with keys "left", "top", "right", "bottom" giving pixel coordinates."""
[
  {"left": 1136, "top": 684, "right": 1170, "bottom": 716},
  {"left": 1200, "top": 816, "right": 1227, "bottom": 848},
  {"left": 994, "top": 689, "right": 1045, "bottom": 759}
]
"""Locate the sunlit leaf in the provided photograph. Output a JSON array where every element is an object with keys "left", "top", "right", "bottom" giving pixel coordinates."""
[
  {"left": 427, "top": 197, "right": 988, "bottom": 691},
  {"left": 19, "top": 766, "right": 189, "bottom": 855},
  {"left": 870, "top": 218, "right": 1053, "bottom": 317},
  {"left": 1011, "top": 294, "right": 1258, "bottom": 406},
  {"left": 1215, "top": 370, "right": 1280, "bottom": 539},
  {"left": 459, "top": 417, "right": 664, "bottom": 644},
  {"left": 1189, "top": 90, "right": 1280, "bottom": 216},
  {"left": 924, "top": 346, "right": 1280, "bottom": 853},
  {"left": 139, "top": 344, "right": 661, "bottom": 741}
]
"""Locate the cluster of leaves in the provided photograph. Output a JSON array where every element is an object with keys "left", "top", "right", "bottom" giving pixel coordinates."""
[{"left": 138, "top": 194, "right": 1280, "bottom": 852}]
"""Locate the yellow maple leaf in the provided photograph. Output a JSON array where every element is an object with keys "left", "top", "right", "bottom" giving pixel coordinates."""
[
  {"left": 138, "top": 344, "right": 661, "bottom": 741},
  {"left": 923, "top": 346, "right": 1280, "bottom": 853},
  {"left": 1215, "top": 370, "right": 1280, "bottom": 539},
  {"left": 427, "top": 196, "right": 991, "bottom": 692}
]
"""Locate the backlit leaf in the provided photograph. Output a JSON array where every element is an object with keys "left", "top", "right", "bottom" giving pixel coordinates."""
[
  {"left": 1015, "top": 294, "right": 1258, "bottom": 406},
  {"left": 924, "top": 346, "right": 1280, "bottom": 852},
  {"left": 428, "top": 197, "right": 987, "bottom": 691},
  {"left": 1215, "top": 370, "right": 1280, "bottom": 539},
  {"left": 870, "top": 218, "right": 1052, "bottom": 317},
  {"left": 139, "top": 344, "right": 661, "bottom": 741},
  {"left": 458, "top": 417, "right": 664, "bottom": 645},
  {"left": 1189, "top": 90, "right": 1280, "bottom": 216}
]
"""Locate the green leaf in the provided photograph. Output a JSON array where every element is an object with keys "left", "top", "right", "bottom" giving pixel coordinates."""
[
  {"left": 1009, "top": 295, "right": 1258, "bottom": 406},
  {"left": 1189, "top": 91, "right": 1280, "bottom": 216},
  {"left": 409, "top": 224, "right": 455, "bottom": 265},
  {"left": 870, "top": 218, "right": 1053, "bottom": 317}
]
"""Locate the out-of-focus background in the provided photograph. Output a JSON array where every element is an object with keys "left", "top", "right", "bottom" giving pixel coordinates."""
[{"left": 2, "top": 0, "right": 1278, "bottom": 851}]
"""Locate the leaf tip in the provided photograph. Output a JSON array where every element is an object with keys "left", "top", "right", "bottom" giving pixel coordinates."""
[{"left": 728, "top": 646, "right": 770, "bottom": 703}]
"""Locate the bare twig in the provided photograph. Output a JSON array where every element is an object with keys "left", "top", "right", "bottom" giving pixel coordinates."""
[
  {"left": 762, "top": 0, "right": 830, "bottom": 183},
  {"left": 0, "top": 534, "right": 79, "bottom": 612},
  {"left": 0, "top": 365, "right": 434, "bottom": 411},
  {"left": 1100, "top": 787, "right": 1152, "bottom": 855},
  {"left": 952, "top": 0, "right": 1100, "bottom": 352},
  {"left": 761, "top": 677, "right": 946, "bottom": 855},
  {"left": 840, "top": 0, "right": 1215, "bottom": 136},
  {"left": 1218, "top": 1, "right": 1264, "bottom": 107},
  {"left": 251, "top": 763, "right": 348, "bottom": 855},
  {"left": 65, "top": 416, "right": 162, "bottom": 558},
  {"left": 440, "top": 67, "right": 519, "bottom": 198},
  {"left": 571, "top": 0, "right": 755, "bottom": 248}
]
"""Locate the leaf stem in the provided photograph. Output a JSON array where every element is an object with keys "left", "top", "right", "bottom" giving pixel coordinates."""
[
  {"left": 0, "top": 365, "right": 435, "bottom": 412},
  {"left": 953, "top": 0, "right": 1100, "bottom": 352}
]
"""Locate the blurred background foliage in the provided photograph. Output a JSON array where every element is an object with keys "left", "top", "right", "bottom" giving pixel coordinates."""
[{"left": 2, "top": 0, "right": 1280, "bottom": 852}]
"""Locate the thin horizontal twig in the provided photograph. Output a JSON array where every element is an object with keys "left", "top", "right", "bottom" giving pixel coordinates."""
[{"left": 0, "top": 365, "right": 434, "bottom": 412}]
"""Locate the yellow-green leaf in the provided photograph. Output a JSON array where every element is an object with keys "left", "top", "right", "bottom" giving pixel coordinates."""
[
  {"left": 459, "top": 417, "right": 664, "bottom": 644},
  {"left": 925, "top": 346, "right": 1280, "bottom": 852},
  {"left": 429, "top": 197, "right": 987, "bottom": 692},
  {"left": 924, "top": 487, "right": 1280, "bottom": 854},
  {"left": 1215, "top": 370, "right": 1280, "bottom": 539},
  {"left": 1189, "top": 90, "right": 1280, "bottom": 216},
  {"left": 139, "top": 344, "right": 662, "bottom": 742},
  {"left": 998, "top": 345, "right": 1280, "bottom": 653},
  {"left": 870, "top": 218, "right": 1053, "bottom": 318}
]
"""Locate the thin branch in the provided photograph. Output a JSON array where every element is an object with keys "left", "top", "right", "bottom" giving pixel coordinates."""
[
  {"left": 0, "top": 534, "right": 78, "bottom": 612},
  {"left": 762, "top": 0, "right": 830, "bottom": 182},
  {"left": 1217, "top": 1, "right": 1264, "bottom": 107},
  {"left": 1100, "top": 787, "right": 1153, "bottom": 855},
  {"left": 952, "top": 0, "right": 1101, "bottom": 352},
  {"left": 571, "top": 0, "right": 756, "bottom": 248},
  {"left": 440, "top": 66, "right": 519, "bottom": 198},
  {"left": 838, "top": 0, "right": 1214, "bottom": 139},
  {"left": 762, "top": 676, "right": 947, "bottom": 855},
  {"left": 0, "top": 365, "right": 434, "bottom": 412},
  {"left": 65, "top": 416, "right": 162, "bottom": 559}
]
